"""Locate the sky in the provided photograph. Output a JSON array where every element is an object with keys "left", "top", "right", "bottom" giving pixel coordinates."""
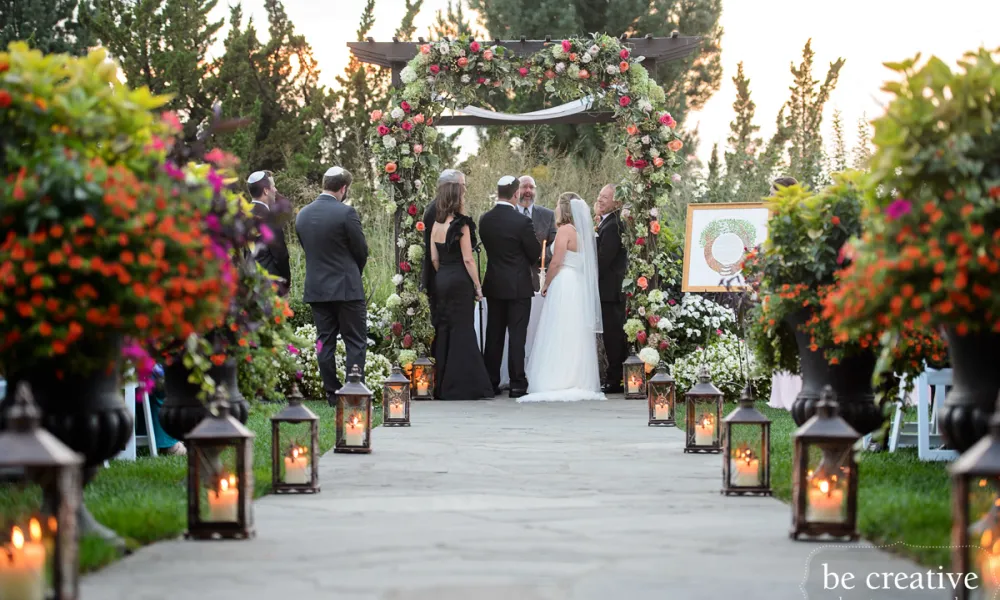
[{"left": 213, "top": 0, "right": 1000, "bottom": 165}]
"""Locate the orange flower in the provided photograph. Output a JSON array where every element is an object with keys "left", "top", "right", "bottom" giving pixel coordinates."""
[
  {"left": 831, "top": 216, "right": 840, "bottom": 226},
  {"left": 649, "top": 221, "right": 661, "bottom": 234},
  {"left": 619, "top": 61, "right": 629, "bottom": 72},
  {"left": 653, "top": 157, "right": 664, "bottom": 167},
  {"left": 38, "top": 322, "right": 52, "bottom": 337},
  {"left": 626, "top": 124, "right": 638, "bottom": 136},
  {"left": 667, "top": 139, "right": 683, "bottom": 152},
  {"left": 385, "top": 162, "right": 398, "bottom": 174},
  {"left": 416, "top": 221, "right": 425, "bottom": 232},
  {"left": 210, "top": 354, "right": 227, "bottom": 366},
  {"left": 637, "top": 276, "right": 648, "bottom": 290}
]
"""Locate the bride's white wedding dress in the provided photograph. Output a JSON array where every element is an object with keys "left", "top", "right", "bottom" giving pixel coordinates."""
[{"left": 519, "top": 199, "right": 604, "bottom": 403}]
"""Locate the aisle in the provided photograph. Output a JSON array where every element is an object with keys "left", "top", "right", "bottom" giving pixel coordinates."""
[{"left": 82, "top": 398, "right": 941, "bottom": 600}]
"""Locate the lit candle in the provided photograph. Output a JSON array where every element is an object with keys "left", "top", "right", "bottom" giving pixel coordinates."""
[
  {"left": 627, "top": 374, "right": 642, "bottom": 395},
  {"left": 694, "top": 414, "right": 715, "bottom": 446},
  {"left": 388, "top": 400, "right": 404, "bottom": 420},
  {"left": 730, "top": 448, "right": 761, "bottom": 486},
  {"left": 806, "top": 478, "right": 844, "bottom": 522},
  {"left": 416, "top": 376, "right": 429, "bottom": 396},
  {"left": 206, "top": 476, "right": 239, "bottom": 522},
  {"left": 0, "top": 525, "right": 46, "bottom": 600},
  {"left": 654, "top": 395, "right": 670, "bottom": 420},
  {"left": 980, "top": 538, "right": 1000, "bottom": 592},
  {"left": 345, "top": 414, "right": 365, "bottom": 446},
  {"left": 283, "top": 447, "right": 309, "bottom": 485},
  {"left": 541, "top": 240, "right": 547, "bottom": 270}
]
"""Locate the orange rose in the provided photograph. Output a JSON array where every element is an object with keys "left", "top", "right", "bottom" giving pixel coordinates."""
[
  {"left": 569, "top": 53, "right": 578, "bottom": 62},
  {"left": 457, "top": 57, "right": 469, "bottom": 68},
  {"left": 667, "top": 139, "right": 683, "bottom": 152},
  {"left": 413, "top": 114, "right": 425, "bottom": 124},
  {"left": 385, "top": 162, "right": 398, "bottom": 173},
  {"left": 619, "top": 61, "right": 629, "bottom": 72},
  {"left": 653, "top": 157, "right": 664, "bottom": 167},
  {"left": 650, "top": 221, "right": 661, "bottom": 234},
  {"left": 637, "top": 276, "right": 649, "bottom": 290},
  {"left": 420, "top": 45, "right": 431, "bottom": 54},
  {"left": 483, "top": 49, "right": 494, "bottom": 61},
  {"left": 579, "top": 69, "right": 589, "bottom": 79},
  {"left": 626, "top": 124, "right": 638, "bottom": 136},
  {"left": 416, "top": 221, "right": 425, "bottom": 232}
]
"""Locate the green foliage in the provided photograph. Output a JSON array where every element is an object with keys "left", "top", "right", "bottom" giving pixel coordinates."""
[
  {"left": 830, "top": 108, "right": 848, "bottom": 173},
  {"left": 0, "top": 0, "right": 95, "bottom": 55}
]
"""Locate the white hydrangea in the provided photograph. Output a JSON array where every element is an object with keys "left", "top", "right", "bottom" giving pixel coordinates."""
[
  {"left": 638, "top": 347, "right": 660, "bottom": 367},
  {"left": 552, "top": 45, "right": 566, "bottom": 59},
  {"left": 657, "top": 318, "right": 672, "bottom": 330},
  {"left": 390, "top": 107, "right": 404, "bottom": 120},
  {"left": 407, "top": 244, "right": 424, "bottom": 262},
  {"left": 555, "top": 62, "right": 566, "bottom": 74},
  {"left": 510, "top": 136, "right": 524, "bottom": 152},
  {"left": 400, "top": 66, "right": 417, "bottom": 84},
  {"left": 397, "top": 237, "right": 407, "bottom": 248},
  {"left": 672, "top": 173, "right": 682, "bottom": 183},
  {"left": 648, "top": 207, "right": 659, "bottom": 218},
  {"left": 606, "top": 65, "right": 620, "bottom": 75},
  {"left": 641, "top": 135, "right": 651, "bottom": 145},
  {"left": 461, "top": 74, "right": 471, "bottom": 84},
  {"left": 406, "top": 308, "right": 415, "bottom": 316},
  {"left": 400, "top": 144, "right": 410, "bottom": 155},
  {"left": 634, "top": 183, "right": 644, "bottom": 193},
  {"left": 382, "top": 136, "right": 397, "bottom": 149},
  {"left": 650, "top": 148, "right": 661, "bottom": 158},
  {"left": 438, "top": 42, "right": 450, "bottom": 55},
  {"left": 392, "top": 274, "right": 404, "bottom": 286},
  {"left": 385, "top": 293, "right": 402, "bottom": 308},
  {"left": 659, "top": 126, "right": 672, "bottom": 140}
]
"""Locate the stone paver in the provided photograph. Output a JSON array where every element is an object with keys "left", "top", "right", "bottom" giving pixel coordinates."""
[{"left": 82, "top": 399, "right": 947, "bottom": 599}]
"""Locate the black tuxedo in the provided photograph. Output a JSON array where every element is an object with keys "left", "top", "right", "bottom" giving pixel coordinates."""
[
  {"left": 597, "top": 210, "right": 628, "bottom": 388},
  {"left": 250, "top": 201, "right": 291, "bottom": 296},
  {"left": 479, "top": 202, "right": 541, "bottom": 392},
  {"left": 295, "top": 193, "right": 369, "bottom": 399}
]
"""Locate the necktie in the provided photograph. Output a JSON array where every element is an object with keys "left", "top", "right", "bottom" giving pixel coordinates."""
[{"left": 523, "top": 207, "right": 530, "bottom": 218}]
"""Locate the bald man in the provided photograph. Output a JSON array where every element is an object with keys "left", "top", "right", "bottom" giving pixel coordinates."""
[
  {"left": 517, "top": 175, "right": 556, "bottom": 291},
  {"left": 595, "top": 183, "right": 627, "bottom": 393}
]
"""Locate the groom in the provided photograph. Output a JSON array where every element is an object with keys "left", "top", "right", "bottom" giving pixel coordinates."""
[
  {"left": 596, "top": 184, "right": 627, "bottom": 393},
  {"left": 479, "top": 175, "right": 542, "bottom": 397}
]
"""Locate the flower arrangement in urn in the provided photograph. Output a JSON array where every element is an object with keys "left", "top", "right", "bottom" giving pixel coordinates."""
[{"left": 823, "top": 48, "right": 1000, "bottom": 451}]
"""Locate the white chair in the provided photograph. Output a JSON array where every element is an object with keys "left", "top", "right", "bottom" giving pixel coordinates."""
[
  {"left": 881, "top": 368, "right": 957, "bottom": 461},
  {"left": 113, "top": 383, "right": 158, "bottom": 461}
]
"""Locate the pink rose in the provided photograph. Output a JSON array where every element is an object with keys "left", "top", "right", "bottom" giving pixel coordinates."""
[
  {"left": 430, "top": 64, "right": 440, "bottom": 74},
  {"left": 620, "top": 48, "right": 630, "bottom": 59},
  {"left": 412, "top": 114, "right": 425, "bottom": 124},
  {"left": 407, "top": 203, "right": 418, "bottom": 216},
  {"left": 619, "top": 96, "right": 631, "bottom": 107},
  {"left": 402, "top": 121, "right": 413, "bottom": 131},
  {"left": 635, "top": 236, "right": 646, "bottom": 246},
  {"left": 399, "top": 261, "right": 412, "bottom": 273},
  {"left": 519, "top": 67, "right": 529, "bottom": 77},
  {"left": 420, "top": 44, "right": 431, "bottom": 54},
  {"left": 457, "top": 57, "right": 469, "bottom": 68},
  {"left": 633, "top": 159, "right": 648, "bottom": 169},
  {"left": 400, "top": 101, "right": 412, "bottom": 113},
  {"left": 470, "top": 41, "right": 481, "bottom": 52},
  {"left": 658, "top": 341, "right": 669, "bottom": 351},
  {"left": 370, "top": 109, "right": 383, "bottom": 121},
  {"left": 659, "top": 112, "right": 676, "bottom": 128},
  {"left": 477, "top": 76, "right": 486, "bottom": 84},
  {"left": 483, "top": 49, "right": 493, "bottom": 61},
  {"left": 578, "top": 69, "right": 589, "bottom": 79},
  {"left": 636, "top": 331, "right": 647, "bottom": 345},
  {"left": 413, "top": 144, "right": 423, "bottom": 154},
  {"left": 561, "top": 39, "right": 572, "bottom": 52},
  {"left": 377, "top": 125, "right": 390, "bottom": 136},
  {"left": 389, "top": 173, "right": 401, "bottom": 182},
  {"left": 545, "top": 70, "right": 556, "bottom": 79}
]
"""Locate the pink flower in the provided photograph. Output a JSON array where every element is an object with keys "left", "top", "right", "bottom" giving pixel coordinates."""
[
  {"left": 259, "top": 224, "right": 274, "bottom": 244},
  {"left": 162, "top": 162, "right": 184, "bottom": 180},
  {"left": 886, "top": 198, "right": 913, "bottom": 220},
  {"left": 407, "top": 203, "right": 418, "bottom": 216},
  {"left": 668, "top": 299, "right": 676, "bottom": 306},
  {"left": 476, "top": 76, "right": 486, "bottom": 84},
  {"left": 161, "top": 111, "right": 182, "bottom": 132},
  {"left": 633, "top": 159, "right": 648, "bottom": 169},
  {"left": 204, "top": 148, "right": 226, "bottom": 164},
  {"left": 377, "top": 125, "right": 390, "bottom": 136},
  {"left": 620, "top": 48, "right": 630, "bottom": 59},
  {"left": 402, "top": 333, "right": 413, "bottom": 349},
  {"left": 636, "top": 331, "right": 647, "bottom": 345},
  {"left": 389, "top": 173, "right": 401, "bottom": 182},
  {"left": 370, "top": 109, "right": 383, "bottom": 121},
  {"left": 413, "top": 113, "right": 425, "bottom": 124},
  {"left": 619, "top": 96, "right": 631, "bottom": 107},
  {"left": 658, "top": 341, "right": 669, "bottom": 351},
  {"left": 402, "top": 121, "right": 413, "bottom": 131},
  {"left": 316, "top": 340, "right": 323, "bottom": 353},
  {"left": 457, "top": 57, "right": 469, "bottom": 68},
  {"left": 413, "top": 144, "right": 423, "bottom": 154},
  {"left": 205, "top": 214, "right": 220, "bottom": 232},
  {"left": 716, "top": 329, "right": 723, "bottom": 335},
  {"left": 420, "top": 44, "right": 431, "bottom": 54},
  {"left": 400, "top": 261, "right": 412, "bottom": 273},
  {"left": 659, "top": 113, "right": 676, "bottom": 128},
  {"left": 430, "top": 64, "right": 440, "bottom": 75},
  {"left": 519, "top": 67, "right": 529, "bottom": 77},
  {"left": 483, "top": 49, "right": 494, "bottom": 61},
  {"left": 561, "top": 40, "right": 572, "bottom": 52},
  {"left": 470, "top": 41, "right": 481, "bottom": 52},
  {"left": 295, "top": 370, "right": 304, "bottom": 380},
  {"left": 287, "top": 344, "right": 300, "bottom": 355},
  {"left": 635, "top": 236, "right": 646, "bottom": 246},
  {"left": 206, "top": 169, "right": 225, "bottom": 193},
  {"left": 400, "top": 101, "right": 412, "bottom": 113}
]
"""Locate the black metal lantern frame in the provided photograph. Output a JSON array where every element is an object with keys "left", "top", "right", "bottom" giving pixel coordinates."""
[
  {"left": 335, "top": 365, "right": 373, "bottom": 454},
  {"left": 410, "top": 356, "right": 434, "bottom": 400},
  {"left": 684, "top": 366, "right": 723, "bottom": 454},
  {"left": 949, "top": 393, "right": 1000, "bottom": 600},
  {"left": 185, "top": 388, "right": 255, "bottom": 540},
  {"left": 647, "top": 363, "right": 676, "bottom": 426},
  {"left": 790, "top": 387, "right": 859, "bottom": 541},
  {"left": 270, "top": 398, "right": 320, "bottom": 494},
  {"left": 722, "top": 386, "right": 772, "bottom": 496},
  {"left": 382, "top": 365, "right": 411, "bottom": 427},
  {"left": 623, "top": 354, "right": 646, "bottom": 399},
  {"left": 0, "top": 383, "right": 83, "bottom": 600}
]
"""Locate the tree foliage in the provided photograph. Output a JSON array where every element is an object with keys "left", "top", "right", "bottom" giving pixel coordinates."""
[{"left": 0, "top": 0, "right": 96, "bottom": 55}]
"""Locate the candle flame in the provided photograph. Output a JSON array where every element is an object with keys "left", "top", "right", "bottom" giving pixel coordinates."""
[
  {"left": 229, "top": 475, "right": 236, "bottom": 486},
  {"left": 994, "top": 540, "right": 1000, "bottom": 556},
  {"left": 48, "top": 516, "right": 57, "bottom": 533},
  {"left": 818, "top": 479, "right": 830, "bottom": 494},
  {"left": 292, "top": 448, "right": 299, "bottom": 459},
  {"left": 350, "top": 415, "right": 361, "bottom": 427},
  {"left": 983, "top": 529, "right": 993, "bottom": 548},
  {"left": 28, "top": 518, "right": 41, "bottom": 542},
  {"left": 11, "top": 526, "right": 24, "bottom": 550}
]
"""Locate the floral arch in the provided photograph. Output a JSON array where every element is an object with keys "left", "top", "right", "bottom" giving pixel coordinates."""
[{"left": 364, "top": 34, "right": 693, "bottom": 369}]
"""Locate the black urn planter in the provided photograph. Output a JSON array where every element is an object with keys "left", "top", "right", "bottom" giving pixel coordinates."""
[
  {"left": 936, "top": 327, "right": 1000, "bottom": 453},
  {"left": 786, "top": 309, "right": 884, "bottom": 436},
  {"left": 158, "top": 357, "right": 249, "bottom": 441}
]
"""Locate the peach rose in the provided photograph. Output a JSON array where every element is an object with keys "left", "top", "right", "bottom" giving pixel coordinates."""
[
  {"left": 667, "top": 139, "right": 683, "bottom": 152},
  {"left": 420, "top": 45, "right": 431, "bottom": 54},
  {"left": 545, "top": 70, "right": 556, "bottom": 79},
  {"left": 569, "top": 53, "right": 578, "bottom": 62},
  {"left": 483, "top": 49, "right": 494, "bottom": 61},
  {"left": 650, "top": 221, "right": 661, "bottom": 234},
  {"left": 385, "top": 162, "right": 397, "bottom": 174},
  {"left": 457, "top": 57, "right": 469, "bottom": 68},
  {"left": 637, "top": 276, "right": 649, "bottom": 290},
  {"left": 619, "top": 61, "right": 629, "bottom": 72},
  {"left": 626, "top": 124, "right": 638, "bottom": 136},
  {"left": 416, "top": 221, "right": 425, "bottom": 232},
  {"left": 579, "top": 69, "right": 590, "bottom": 79},
  {"left": 653, "top": 157, "right": 664, "bottom": 167},
  {"left": 370, "top": 109, "right": 383, "bottom": 122},
  {"left": 413, "top": 144, "right": 423, "bottom": 154},
  {"left": 412, "top": 114, "right": 425, "bottom": 124}
]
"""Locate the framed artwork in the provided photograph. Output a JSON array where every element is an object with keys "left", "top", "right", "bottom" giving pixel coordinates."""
[{"left": 682, "top": 202, "right": 770, "bottom": 292}]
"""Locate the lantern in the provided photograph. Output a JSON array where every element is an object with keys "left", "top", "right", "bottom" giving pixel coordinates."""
[
  {"left": 185, "top": 386, "right": 255, "bottom": 540},
  {"left": 270, "top": 396, "right": 320, "bottom": 494},
  {"left": 647, "top": 363, "right": 676, "bottom": 426},
  {"left": 722, "top": 385, "right": 772, "bottom": 496},
  {"left": 0, "top": 383, "right": 83, "bottom": 600},
  {"left": 411, "top": 355, "right": 434, "bottom": 399},
  {"left": 335, "top": 365, "right": 373, "bottom": 454},
  {"left": 790, "top": 386, "right": 859, "bottom": 541},
  {"left": 623, "top": 354, "right": 646, "bottom": 399},
  {"left": 949, "top": 392, "right": 1000, "bottom": 600},
  {"left": 382, "top": 365, "right": 411, "bottom": 427},
  {"left": 684, "top": 365, "right": 723, "bottom": 454}
]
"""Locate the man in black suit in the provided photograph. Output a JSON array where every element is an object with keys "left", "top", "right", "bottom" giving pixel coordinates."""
[
  {"left": 247, "top": 170, "right": 291, "bottom": 296},
  {"left": 595, "top": 183, "right": 627, "bottom": 393},
  {"left": 479, "top": 175, "right": 542, "bottom": 397},
  {"left": 295, "top": 167, "right": 369, "bottom": 403}
]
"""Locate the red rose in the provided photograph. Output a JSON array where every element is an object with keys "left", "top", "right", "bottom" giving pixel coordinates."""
[
  {"left": 407, "top": 203, "right": 418, "bottom": 216},
  {"left": 430, "top": 64, "right": 440, "bottom": 74},
  {"left": 619, "top": 96, "right": 631, "bottom": 107},
  {"left": 377, "top": 125, "right": 390, "bottom": 136},
  {"left": 519, "top": 67, "right": 529, "bottom": 76},
  {"left": 391, "top": 322, "right": 403, "bottom": 336},
  {"left": 633, "top": 159, "right": 648, "bottom": 169},
  {"left": 620, "top": 48, "right": 630, "bottom": 59},
  {"left": 625, "top": 156, "right": 634, "bottom": 168},
  {"left": 402, "top": 121, "right": 413, "bottom": 131},
  {"left": 658, "top": 341, "right": 669, "bottom": 351},
  {"left": 470, "top": 41, "right": 481, "bottom": 52},
  {"left": 635, "top": 237, "right": 646, "bottom": 246},
  {"left": 561, "top": 39, "right": 572, "bottom": 52},
  {"left": 402, "top": 334, "right": 413, "bottom": 349},
  {"left": 400, "top": 101, "right": 412, "bottom": 113},
  {"left": 600, "top": 81, "right": 608, "bottom": 89},
  {"left": 636, "top": 331, "right": 647, "bottom": 345},
  {"left": 477, "top": 77, "right": 486, "bottom": 84},
  {"left": 648, "top": 315, "right": 660, "bottom": 327},
  {"left": 389, "top": 173, "right": 401, "bottom": 182},
  {"left": 399, "top": 261, "right": 412, "bottom": 273}
]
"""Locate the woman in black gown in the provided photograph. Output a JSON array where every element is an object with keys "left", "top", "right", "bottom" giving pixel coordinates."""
[{"left": 429, "top": 175, "right": 494, "bottom": 400}]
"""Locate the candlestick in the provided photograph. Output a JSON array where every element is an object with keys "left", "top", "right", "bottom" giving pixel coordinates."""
[
  {"left": 694, "top": 414, "right": 715, "bottom": 445},
  {"left": 627, "top": 374, "right": 642, "bottom": 395},
  {"left": 0, "top": 526, "right": 46, "bottom": 600},
  {"left": 345, "top": 415, "right": 365, "bottom": 446},
  {"left": 388, "top": 400, "right": 404, "bottom": 420},
  {"left": 806, "top": 478, "right": 844, "bottom": 522},
  {"left": 654, "top": 396, "right": 669, "bottom": 420},
  {"left": 206, "top": 476, "right": 239, "bottom": 522},
  {"left": 283, "top": 448, "right": 309, "bottom": 485},
  {"left": 541, "top": 240, "right": 547, "bottom": 270}
]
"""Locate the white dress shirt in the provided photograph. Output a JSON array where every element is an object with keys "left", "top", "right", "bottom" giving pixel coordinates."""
[{"left": 495, "top": 200, "right": 518, "bottom": 209}]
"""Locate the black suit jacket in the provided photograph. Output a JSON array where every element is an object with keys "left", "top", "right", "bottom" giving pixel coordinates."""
[
  {"left": 294, "top": 194, "right": 368, "bottom": 303},
  {"left": 421, "top": 200, "right": 437, "bottom": 295},
  {"left": 251, "top": 201, "right": 291, "bottom": 294},
  {"left": 479, "top": 203, "right": 541, "bottom": 300},
  {"left": 597, "top": 210, "right": 627, "bottom": 302}
]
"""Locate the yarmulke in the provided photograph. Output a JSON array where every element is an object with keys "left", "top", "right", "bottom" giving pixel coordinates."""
[
  {"left": 324, "top": 166, "right": 345, "bottom": 177},
  {"left": 438, "top": 169, "right": 463, "bottom": 183},
  {"left": 497, "top": 175, "right": 516, "bottom": 186},
  {"left": 247, "top": 171, "right": 267, "bottom": 184}
]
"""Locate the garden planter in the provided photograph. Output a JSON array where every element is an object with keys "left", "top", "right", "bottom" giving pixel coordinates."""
[
  {"left": 936, "top": 327, "right": 1000, "bottom": 453},
  {"left": 786, "top": 309, "right": 884, "bottom": 436},
  {"left": 159, "top": 357, "right": 249, "bottom": 441}
]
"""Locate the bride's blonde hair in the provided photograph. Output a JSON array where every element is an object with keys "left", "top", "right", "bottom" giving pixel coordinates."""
[{"left": 556, "top": 192, "right": 581, "bottom": 226}]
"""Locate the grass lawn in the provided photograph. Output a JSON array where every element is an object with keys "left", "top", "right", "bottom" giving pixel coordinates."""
[
  {"left": 675, "top": 401, "right": 953, "bottom": 567},
  {"left": 1, "top": 400, "right": 381, "bottom": 573}
]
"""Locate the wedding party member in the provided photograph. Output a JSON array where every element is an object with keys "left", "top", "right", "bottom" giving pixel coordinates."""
[
  {"left": 518, "top": 193, "right": 604, "bottom": 402},
  {"left": 295, "top": 166, "right": 369, "bottom": 403},
  {"left": 247, "top": 170, "right": 291, "bottom": 296},
  {"left": 595, "top": 184, "right": 627, "bottom": 394},
  {"left": 428, "top": 171, "right": 493, "bottom": 400},
  {"left": 767, "top": 175, "right": 804, "bottom": 410},
  {"left": 479, "top": 175, "right": 542, "bottom": 397},
  {"left": 517, "top": 175, "right": 557, "bottom": 292},
  {"left": 422, "top": 169, "right": 465, "bottom": 334}
]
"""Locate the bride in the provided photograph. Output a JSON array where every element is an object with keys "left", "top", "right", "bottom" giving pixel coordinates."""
[{"left": 518, "top": 193, "right": 605, "bottom": 402}]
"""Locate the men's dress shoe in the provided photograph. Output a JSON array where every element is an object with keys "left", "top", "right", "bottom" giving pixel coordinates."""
[
  {"left": 509, "top": 388, "right": 527, "bottom": 398},
  {"left": 493, "top": 387, "right": 503, "bottom": 396}
]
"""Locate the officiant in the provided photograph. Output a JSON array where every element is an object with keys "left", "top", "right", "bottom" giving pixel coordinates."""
[{"left": 516, "top": 175, "right": 557, "bottom": 291}]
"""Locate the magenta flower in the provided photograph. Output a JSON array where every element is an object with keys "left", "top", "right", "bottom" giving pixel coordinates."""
[
  {"left": 716, "top": 329, "right": 723, "bottom": 335},
  {"left": 885, "top": 198, "right": 912, "bottom": 220},
  {"left": 162, "top": 162, "right": 184, "bottom": 180},
  {"left": 296, "top": 370, "right": 304, "bottom": 381},
  {"left": 259, "top": 224, "right": 274, "bottom": 244},
  {"left": 668, "top": 299, "right": 676, "bottom": 306},
  {"left": 204, "top": 214, "right": 221, "bottom": 233},
  {"left": 287, "top": 344, "right": 300, "bottom": 355},
  {"left": 316, "top": 340, "right": 323, "bottom": 353},
  {"left": 207, "top": 169, "right": 225, "bottom": 194}
]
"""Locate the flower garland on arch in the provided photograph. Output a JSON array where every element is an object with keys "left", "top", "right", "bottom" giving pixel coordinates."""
[{"left": 369, "top": 33, "right": 687, "bottom": 367}]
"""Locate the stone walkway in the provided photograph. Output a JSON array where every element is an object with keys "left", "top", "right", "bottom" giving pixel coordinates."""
[{"left": 83, "top": 398, "right": 945, "bottom": 600}]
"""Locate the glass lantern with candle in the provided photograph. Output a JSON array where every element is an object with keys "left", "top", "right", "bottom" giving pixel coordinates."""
[
  {"left": 722, "top": 385, "right": 772, "bottom": 496},
  {"left": 647, "top": 363, "right": 676, "bottom": 426},
  {"left": 949, "top": 393, "right": 1000, "bottom": 600},
  {"left": 790, "top": 386, "right": 860, "bottom": 541},
  {"left": 0, "top": 383, "right": 83, "bottom": 600},
  {"left": 335, "top": 365, "right": 373, "bottom": 454},
  {"left": 185, "top": 386, "right": 255, "bottom": 540},
  {"left": 382, "top": 365, "right": 411, "bottom": 427},
  {"left": 623, "top": 354, "right": 646, "bottom": 399},
  {"left": 683, "top": 365, "right": 723, "bottom": 454},
  {"left": 411, "top": 355, "right": 434, "bottom": 400},
  {"left": 270, "top": 396, "right": 320, "bottom": 494}
]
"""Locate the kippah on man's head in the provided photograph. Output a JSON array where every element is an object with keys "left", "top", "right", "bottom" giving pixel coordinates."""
[
  {"left": 322, "top": 166, "right": 352, "bottom": 193},
  {"left": 438, "top": 169, "right": 463, "bottom": 184},
  {"left": 496, "top": 175, "right": 519, "bottom": 200},
  {"left": 324, "top": 166, "right": 346, "bottom": 178},
  {"left": 247, "top": 170, "right": 267, "bottom": 184},
  {"left": 497, "top": 175, "right": 516, "bottom": 186}
]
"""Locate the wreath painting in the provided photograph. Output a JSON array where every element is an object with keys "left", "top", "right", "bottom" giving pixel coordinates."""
[{"left": 682, "top": 203, "right": 769, "bottom": 292}]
